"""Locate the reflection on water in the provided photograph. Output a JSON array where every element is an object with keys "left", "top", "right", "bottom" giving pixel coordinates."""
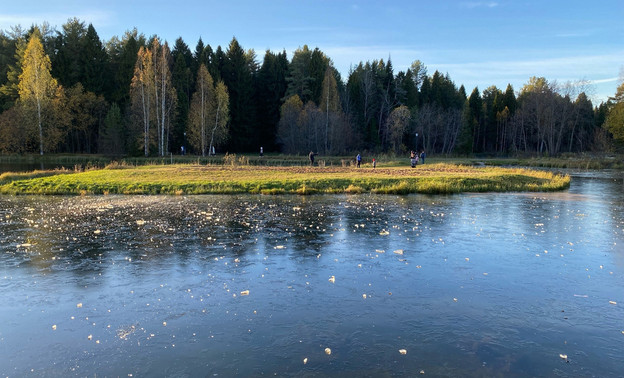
[{"left": 1, "top": 172, "right": 623, "bottom": 376}]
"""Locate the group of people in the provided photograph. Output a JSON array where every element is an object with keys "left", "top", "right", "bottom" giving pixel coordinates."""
[
  {"left": 410, "top": 150, "right": 426, "bottom": 167},
  {"left": 307, "top": 150, "right": 426, "bottom": 168}
]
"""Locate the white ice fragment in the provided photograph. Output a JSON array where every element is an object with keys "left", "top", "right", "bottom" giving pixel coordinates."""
[
  {"left": 399, "top": 349, "right": 407, "bottom": 355},
  {"left": 325, "top": 347, "right": 331, "bottom": 355}
]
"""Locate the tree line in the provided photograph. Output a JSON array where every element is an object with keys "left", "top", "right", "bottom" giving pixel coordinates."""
[{"left": 0, "top": 18, "right": 622, "bottom": 157}]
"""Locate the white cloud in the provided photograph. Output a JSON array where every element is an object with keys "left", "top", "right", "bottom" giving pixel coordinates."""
[{"left": 460, "top": 2, "right": 499, "bottom": 9}]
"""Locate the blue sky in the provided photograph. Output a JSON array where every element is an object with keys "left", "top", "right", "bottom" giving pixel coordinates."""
[{"left": 2, "top": 0, "right": 623, "bottom": 103}]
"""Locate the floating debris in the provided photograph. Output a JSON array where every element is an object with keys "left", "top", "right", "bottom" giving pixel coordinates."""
[
  {"left": 303, "top": 357, "right": 308, "bottom": 364},
  {"left": 362, "top": 294, "right": 367, "bottom": 299},
  {"left": 399, "top": 349, "right": 407, "bottom": 355},
  {"left": 163, "top": 321, "right": 167, "bottom": 326},
  {"left": 559, "top": 354, "right": 568, "bottom": 361},
  {"left": 240, "top": 290, "right": 250, "bottom": 296},
  {"left": 465, "top": 258, "right": 470, "bottom": 262},
  {"left": 393, "top": 249, "right": 404, "bottom": 255},
  {"left": 609, "top": 301, "right": 617, "bottom": 305},
  {"left": 379, "top": 231, "right": 390, "bottom": 236},
  {"left": 94, "top": 229, "right": 101, "bottom": 235},
  {"left": 87, "top": 334, "right": 93, "bottom": 340},
  {"left": 136, "top": 219, "right": 146, "bottom": 226},
  {"left": 76, "top": 303, "right": 83, "bottom": 308},
  {"left": 420, "top": 370, "right": 425, "bottom": 374},
  {"left": 325, "top": 348, "right": 332, "bottom": 355},
  {"left": 274, "top": 245, "right": 285, "bottom": 249},
  {"left": 52, "top": 325, "right": 56, "bottom": 330},
  {"left": 328, "top": 276, "right": 335, "bottom": 283}
]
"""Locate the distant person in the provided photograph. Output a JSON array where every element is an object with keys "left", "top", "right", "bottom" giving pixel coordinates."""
[
  {"left": 410, "top": 151, "right": 417, "bottom": 168},
  {"left": 372, "top": 158, "right": 376, "bottom": 169},
  {"left": 181, "top": 145, "right": 185, "bottom": 155},
  {"left": 309, "top": 151, "right": 317, "bottom": 166},
  {"left": 356, "top": 153, "right": 362, "bottom": 168},
  {"left": 260, "top": 146, "right": 263, "bottom": 157},
  {"left": 420, "top": 150, "right": 426, "bottom": 164}
]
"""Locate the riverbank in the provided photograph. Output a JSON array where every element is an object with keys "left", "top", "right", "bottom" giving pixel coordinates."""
[
  {"left": 0, "top": 163, "right": 570, "bottom": 195},
  {"left": 0, "top": 153, "right": 622, "bottom": 171}
]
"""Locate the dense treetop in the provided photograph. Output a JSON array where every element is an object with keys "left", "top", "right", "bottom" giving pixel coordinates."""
[{"left": 0, "top": 20, "right": 620, "bottom": 156}]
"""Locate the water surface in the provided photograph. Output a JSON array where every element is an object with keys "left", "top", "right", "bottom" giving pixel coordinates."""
[{"left": 1, "top": 170, "right": 623, "bottom": 376}]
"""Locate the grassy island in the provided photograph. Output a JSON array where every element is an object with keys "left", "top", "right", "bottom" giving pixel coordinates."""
[{"left": 0, "top": 163, "right": 570, "bottom": 195}]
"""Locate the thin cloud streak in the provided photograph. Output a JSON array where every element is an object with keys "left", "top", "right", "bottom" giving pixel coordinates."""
[{"left": 460, "top": 2, "right": 499, "bottom": 9}]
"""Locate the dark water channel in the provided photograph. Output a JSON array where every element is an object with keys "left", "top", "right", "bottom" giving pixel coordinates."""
[{"left": 1, "top": 171, "right": 623, "bottom": 377}]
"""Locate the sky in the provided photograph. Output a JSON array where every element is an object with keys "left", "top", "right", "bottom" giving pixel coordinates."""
[{"left": 2, "top": 0, "right": 623, "bottom": 103}]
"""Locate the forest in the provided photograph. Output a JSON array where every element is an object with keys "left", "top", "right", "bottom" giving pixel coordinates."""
[{"left": 0, "top": 18, "right": 623, "bottom": 157}]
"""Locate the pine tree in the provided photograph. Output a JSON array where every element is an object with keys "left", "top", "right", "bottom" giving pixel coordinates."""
[
  {"left": 222, "top": 37, "right": 255, "bottom": 151},
  {"left": 255, "top": 50, "right": 289, "bottom": 151},
  {"left": 80, "top": 24, "right": 108, "bottom": 94},
  {"left": 52, "top": 18, "right": 87, "bottom": 88}
]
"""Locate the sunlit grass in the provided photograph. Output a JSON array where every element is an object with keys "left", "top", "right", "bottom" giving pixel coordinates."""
[{"left": 0, "top": 163, "right": 570, "bottom": 195}]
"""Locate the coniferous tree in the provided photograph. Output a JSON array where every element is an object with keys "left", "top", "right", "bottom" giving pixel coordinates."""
[
  {"left": 99, "top": 102, "right": 125, "bottom": 154},
  {"left": 52, "top": 18, "right": 86, "bottom": 88},
  {"left": 81, "top": 24, "right": 108, "bottom": 94},
  {"left": 255, "top": 50, "right": 289, "bottom": 151},
  {"left": 0, "top": 27, "right": 28, "bottom": 110},
  {"left": 222, "top": 37, "right": 255, "bottom": 151},
  {"left": 605, "top": 82, "right": 624, "bottom": 144},
  {"left": 172, "top": 37, "right": 193, "bottom": 152},
  {"left": 107, "top": 30, "right": 143, "bottom": 109}
]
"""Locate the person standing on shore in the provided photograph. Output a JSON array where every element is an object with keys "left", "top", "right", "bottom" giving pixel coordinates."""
[
  {"left": 356, "top": 153, "right": 362, "bottom": 168},
  {"left": 309, "top": 151, "right": 316, "bottom": 166},
  {"left": 420, "top": 150, "right": 426, "bottom": 164}
]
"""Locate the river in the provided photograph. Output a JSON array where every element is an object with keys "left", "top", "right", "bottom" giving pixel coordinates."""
[{"left": 0, "top": 170, "right": 623, "bottom": 376}]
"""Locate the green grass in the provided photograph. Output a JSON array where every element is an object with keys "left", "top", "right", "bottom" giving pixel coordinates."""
[{"left": 0, "top": 163, "right": 570, "bottom": 195}]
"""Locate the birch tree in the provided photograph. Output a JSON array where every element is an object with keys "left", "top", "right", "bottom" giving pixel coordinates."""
[
  {"left": 18, "top": 28, "right": 59, "bottom": 155},
  {"left": 320, "top": 66, "right": 340, "bottom": 154},
  {"left": 130, "top": 46, "right": 153, "bottom": 156},
  {"left": 152, "top": 39, "right": 176, "bottom": 156},
  {"left": 188, "top": 64, "right": 215, "bottom": 156},
  {"left": 210, "top": 80, "right": 229, "bottom": 155}
]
